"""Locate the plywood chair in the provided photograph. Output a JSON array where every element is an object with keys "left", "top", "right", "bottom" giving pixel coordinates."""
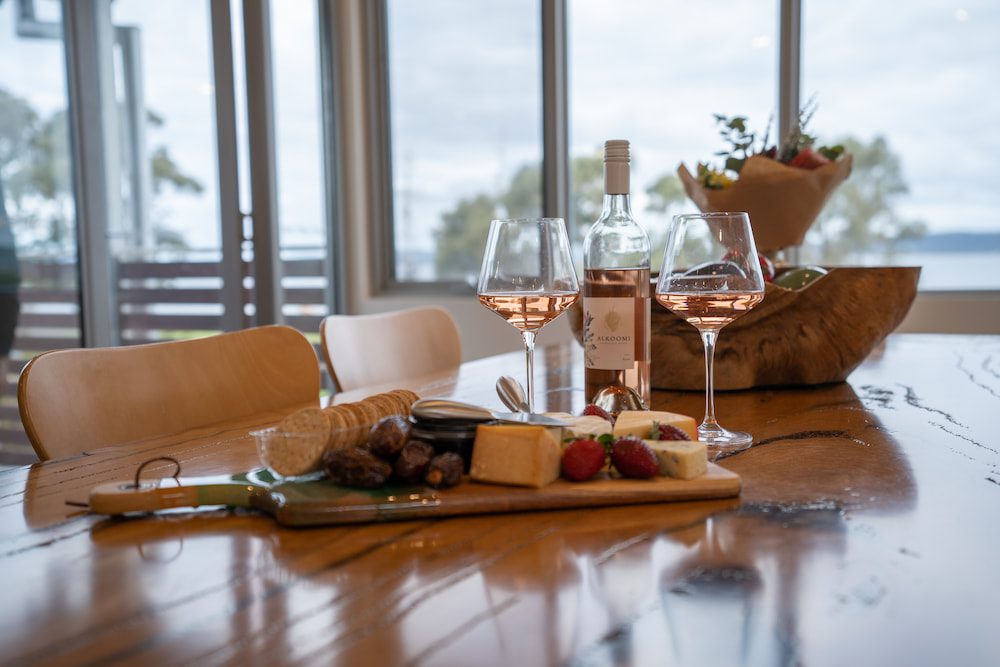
[
  {"left": 18, "top": 325, "right": 321, "bottom": 461},
  {"left": 319, "top": 306, "right": 462, "bottom": 392}
]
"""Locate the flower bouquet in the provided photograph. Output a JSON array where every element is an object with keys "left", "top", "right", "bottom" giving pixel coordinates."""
[{"left": 677, "top": 102, "right": 853, "bottom": 253}]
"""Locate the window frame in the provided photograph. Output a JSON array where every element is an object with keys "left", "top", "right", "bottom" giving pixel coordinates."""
[{"left": 365, "top": 0, "right": 1000, "bottom": 312}]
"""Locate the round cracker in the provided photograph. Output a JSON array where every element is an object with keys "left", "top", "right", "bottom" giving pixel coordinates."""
[
  {"left": 265, "top": 407, "right": 331, "bottom": 475},
  {"left": 323, "top": 406, "right": 349, "bottom": 450}
]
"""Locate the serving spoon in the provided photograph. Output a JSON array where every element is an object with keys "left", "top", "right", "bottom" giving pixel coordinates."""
[{"left": 496, "top": 375, "right": 530, "bottom": 413}]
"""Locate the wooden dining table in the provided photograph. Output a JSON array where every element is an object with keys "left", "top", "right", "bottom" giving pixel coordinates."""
[{"left": 1, "top": 333, "right": 998, "bottom": 666}]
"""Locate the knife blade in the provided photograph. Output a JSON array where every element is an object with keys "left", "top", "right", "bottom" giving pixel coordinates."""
[{"left": 411, "top": 398, "right": 569, "bottom": 427}]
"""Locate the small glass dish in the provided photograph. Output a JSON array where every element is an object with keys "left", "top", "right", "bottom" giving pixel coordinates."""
[{"left": 250, "top": 428, "right": 328, "bottom": 481}]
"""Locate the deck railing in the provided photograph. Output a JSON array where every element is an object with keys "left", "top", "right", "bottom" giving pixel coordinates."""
[{"left": 0, "top": 255, "right": 330, "bottom": 464}]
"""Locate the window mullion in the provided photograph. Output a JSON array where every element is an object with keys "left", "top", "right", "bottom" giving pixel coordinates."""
[
  {"left": 542, "top": 0, "right": 569, "bottom": 221},
  {"left": 62, "top": 0, "right": 119, "bottom": 347},
  {"left": 242, "top": 0, "right": 283, "bottom": 325}
]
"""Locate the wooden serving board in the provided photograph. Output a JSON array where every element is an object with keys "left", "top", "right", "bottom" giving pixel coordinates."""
[{"left": 89, "top": 464, "right": 740, "bottom": 527}]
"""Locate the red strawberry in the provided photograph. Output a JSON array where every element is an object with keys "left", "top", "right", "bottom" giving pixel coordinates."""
[
  {"left": 582, "top": 403, "right": 615, "bottom": 424},
  {"left": 757, "top": 252, "right": 775, "bottom": 282},
  {"left": 561, "top": 438, "right": 607, "bottom": 482},
  {"left": 610, "top": 437, "right": 659, "bottom": 479},
  {"left": 655, "top": 423, "right": 692, "bottom": 441}
]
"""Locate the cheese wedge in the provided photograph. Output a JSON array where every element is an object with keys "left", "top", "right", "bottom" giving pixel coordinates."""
[
  {"left": 470, "top": 424, "right": 562, "bottom": 488},
  {"left": 613, "top": 410, "right": 698, "bottom": 441},
  {"left": 645, "top": 439, "right": 708, "bottom": 480}
]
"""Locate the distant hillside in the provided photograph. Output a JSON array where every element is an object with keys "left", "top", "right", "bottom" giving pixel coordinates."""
[{"left": 897, "top": 232, "right": 1000, "bottom": 253}]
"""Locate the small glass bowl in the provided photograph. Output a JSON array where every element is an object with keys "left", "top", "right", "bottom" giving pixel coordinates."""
[{"left": 250, "top": 428, "right": 328, "bottom": 481}]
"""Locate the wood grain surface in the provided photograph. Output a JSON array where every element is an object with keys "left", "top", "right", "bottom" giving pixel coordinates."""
[{"left": 1, "top": 334, "right": 998, "bottom": 666}]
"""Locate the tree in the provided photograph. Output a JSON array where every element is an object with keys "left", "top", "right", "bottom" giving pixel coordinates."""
[
  {"left": 0, "top": 87, "right": 203, "bottom": 255},
  {"left": 806, "top": 135, "right": 926, "bottom": 262}
]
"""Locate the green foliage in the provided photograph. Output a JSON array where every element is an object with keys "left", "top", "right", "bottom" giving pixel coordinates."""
[
  {"left": 0, "top": 86, "right": 202, "bottom": 254},
  {"left": 434, "top": 193, "right": 499, "bottom": 280},
  {"left": 807, "top": 135, "right": 927, "bottom": 262}
]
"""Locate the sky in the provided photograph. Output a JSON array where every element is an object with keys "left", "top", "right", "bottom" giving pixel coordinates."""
[{"left": 0, "top": 0, "right": 998, "bottom": 285}]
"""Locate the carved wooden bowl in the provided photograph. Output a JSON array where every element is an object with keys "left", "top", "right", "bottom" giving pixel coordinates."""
[{"left": 568, "top": 266, "right": 921, "bottom": 390}]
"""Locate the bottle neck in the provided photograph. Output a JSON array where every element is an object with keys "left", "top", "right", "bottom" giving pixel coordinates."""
[{"left": 601, "top": 193, "right": 634, "bottom": 219}]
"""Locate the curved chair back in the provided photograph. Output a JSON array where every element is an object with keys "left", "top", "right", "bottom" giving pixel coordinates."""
[
  {"left": 18, "top": 325, "right": 320, "bottom": 460},
  {"left": 319, "top": 306, "right": 461, "bottom": 392}
]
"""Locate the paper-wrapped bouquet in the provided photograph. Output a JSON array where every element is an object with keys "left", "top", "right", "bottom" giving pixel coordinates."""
[{"left": 677, "top": 106, "right": 852, "bottom": 253}]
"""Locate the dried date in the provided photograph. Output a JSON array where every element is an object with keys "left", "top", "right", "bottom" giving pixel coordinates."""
[
  {"left": 323, "top": 447, "right": 392, "bottom": 488},
  {"left": 393, "top": 441, "right": 434, "bottom": 484},
  {"left": 424, "top": 452, "right": 463, "bottom": 489},
  {"left": 367, "top": 415, "right": 411, "bottom": 461}
]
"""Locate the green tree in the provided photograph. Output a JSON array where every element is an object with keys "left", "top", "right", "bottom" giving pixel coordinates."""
[
  {"left": 807, "top": 135, "right": 926, "bottom": 262},
  {"left": 434, "top": 193, "right": 499, "bottom": 280},
  {"left": 0, "top": 87, "right": 203, "bottom": 254}
]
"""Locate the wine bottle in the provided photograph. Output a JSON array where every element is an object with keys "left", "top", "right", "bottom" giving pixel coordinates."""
[{"left": 582, "top": 140, "right": 651, "bottom": 407}]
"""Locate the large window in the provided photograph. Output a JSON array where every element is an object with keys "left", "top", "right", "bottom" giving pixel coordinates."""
[
  {"left": 569, "top": 0, "right": 776, "bottom": 266},
  {"left": 385, "top": 0, "right": 543, "bottom": 284},
  {"left": 0, "top": 0, "right": 333, "bottom": 464},
  {"left": 802, "top": 1, "right": 1000, "bottom": 289},
  {"left": 0, "top": 0, "right": 79, "bottom": 463},
  {"left": 382, "top": 0, "right": 1000, "bottom": 292}
]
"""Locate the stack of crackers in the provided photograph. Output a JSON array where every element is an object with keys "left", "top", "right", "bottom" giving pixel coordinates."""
[{"left": 255, "top": 389, "right": 421, "bottom": 477}]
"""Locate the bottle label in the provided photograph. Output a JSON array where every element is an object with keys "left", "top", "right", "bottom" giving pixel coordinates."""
[{"left": 583, "top": 297, "right": 636, "bottom": 370}]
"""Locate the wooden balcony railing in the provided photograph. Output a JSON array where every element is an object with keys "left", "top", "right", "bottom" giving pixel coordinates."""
[{"left": 0, "top": 256, "right": 331, "bottom": 464}]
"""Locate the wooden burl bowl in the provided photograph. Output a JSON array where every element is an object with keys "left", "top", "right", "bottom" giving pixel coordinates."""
[{"left": 567, "top": 266, "right": 921, "bottom": 390}]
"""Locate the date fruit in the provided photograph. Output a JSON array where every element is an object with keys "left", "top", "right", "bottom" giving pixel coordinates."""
[
  {"left": 425, "top": 452, "right": 463, "bottom": 489},
  {"left": 393, "top": 441, "right": 435, "bottom": 484},
  {"left": 323, "top": 447, "right": 392, "bottom": 488},
  {"left": 368, "top": 415, "right": 411, "bottom": 461}
]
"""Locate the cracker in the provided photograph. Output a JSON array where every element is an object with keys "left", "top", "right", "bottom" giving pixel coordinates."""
[
  {"left": 339, "top": 403, "right": 370, "bottom": 447},
  {"left": 262, "top": 407, "right": 331, "bottom": 476},
  {"left": 323, "top": 406, "right": 349, "bottom": 450}
]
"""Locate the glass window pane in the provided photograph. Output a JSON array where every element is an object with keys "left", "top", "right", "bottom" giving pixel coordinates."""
[
  {"left": 0, "top": 0, "right": 81, "bottom": 463},
  {"left": 271, "top": 0, "right": 330, "bottom": 331},
  {"left": 387, "top": 0, "right": 543, "bottom": 283},
  {"left": 569, "top": 1, "right": 776, "bottom": 263},
  {"left": 110, "top": 0, "right": 224, "bottom": 343},
  {"left": 803, "top": 2, "right": 1000, "bottom": 290}
]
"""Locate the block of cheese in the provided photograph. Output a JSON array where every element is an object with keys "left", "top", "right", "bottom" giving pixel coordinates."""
[
  {"left": 645, "top": 439, "right": 708, "bottom": 480},
  {"left": 613, "top": 410, "right": 698, "bottom": 441},
  {"left": 544, "top": 413, "right": 613, "bottom": 439},
  {"left": 470, "top": 424, "right": 562, "bottom": 488}
]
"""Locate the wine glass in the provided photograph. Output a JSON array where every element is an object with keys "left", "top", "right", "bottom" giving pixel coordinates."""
[
  {"left": 478, "top": 218, "right": 580, "bottom": 413},
  {"left": 655, "top": 212, "right": 765, "bottom": 459}
]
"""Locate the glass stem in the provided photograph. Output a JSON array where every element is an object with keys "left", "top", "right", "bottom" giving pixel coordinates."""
[
  {"left": 700, "top": 329, "right": 719, "bottom": 431},
  {"left": 522, "top": 330, "right": 536, "bottom": 413}
]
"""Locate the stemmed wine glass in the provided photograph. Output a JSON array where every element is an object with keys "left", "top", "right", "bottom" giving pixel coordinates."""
[
  {"left": 655, "top": 212, "right": 765, "bottom": 459},
  {"left": 478, "top": 218, "right": 580, "bottom": 413}
]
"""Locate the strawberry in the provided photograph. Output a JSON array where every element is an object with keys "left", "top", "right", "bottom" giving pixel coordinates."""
[
  {"left": 561, "top": 438, "right": 607, "bottom": 482},
  {"left": 582, "top": 403, "right": 615, "bottom": 424},
  {"left": 610, "top": 437, "right": 659, "bottom": 479},
  {"left": 788, "top": 147, "right": 831, "bottom": 170},
  {"left": 654, "top": 423, "right": 691, "bottom": 441},
  {"left": 757, "top": 252, "right": 775, "bottom": 282}
]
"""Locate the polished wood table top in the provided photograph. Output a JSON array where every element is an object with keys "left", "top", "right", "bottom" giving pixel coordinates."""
[{"left": 2, "top": 334, "right": 998, "bottom": 665}]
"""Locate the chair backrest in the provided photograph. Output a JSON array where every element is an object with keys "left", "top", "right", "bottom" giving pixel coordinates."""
[
  {"left": 319, "top": 306, "right": 462, "bottom": 392},
  {"left": 18, "top": 325, "right": 320, "bottom": 460}
]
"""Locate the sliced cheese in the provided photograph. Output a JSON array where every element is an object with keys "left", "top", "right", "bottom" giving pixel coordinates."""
[
  {"left": 470, "top": 424, "right": 562, "bottom": 489},
  {"left": 645, "top": 439, "right": 708, "bottom": 480},
  {"left": 542, "top": 413, "right": 613, "bottom": 440},
  {"left": 613, "top": 410, "right": 698, "bottom": 441}
]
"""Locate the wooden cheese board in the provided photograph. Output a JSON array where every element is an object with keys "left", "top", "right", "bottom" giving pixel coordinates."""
[{"left": 89, "top": 464, "right": 740, "bottom": 527}]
